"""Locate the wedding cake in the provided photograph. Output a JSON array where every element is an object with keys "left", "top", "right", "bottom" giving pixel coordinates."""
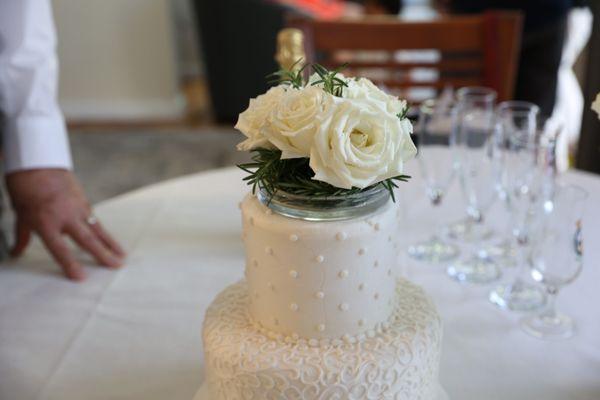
[{"left": 196, "top": 55, "right": 446, "bottom": 399}]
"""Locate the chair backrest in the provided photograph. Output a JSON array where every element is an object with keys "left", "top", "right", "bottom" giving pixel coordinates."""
[{"left": 290, "top": 12, "right": 523, "bottom": 103}]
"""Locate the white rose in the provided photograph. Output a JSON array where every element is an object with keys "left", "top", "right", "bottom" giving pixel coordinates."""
[
  {"left": 262, "top": 86, "right": 331, "bottom": 158},
  {"left": 309, "top": 97, "right": 417, "bottom": 189},
  {"left": 344, "top": 77, "right": 406, "bottom": 116},
  {"left": 235, "top": 85, "right": 287, "bottom": 151},
  {"left": 592, "top": 92, "right": 600, "bottom": 119}
]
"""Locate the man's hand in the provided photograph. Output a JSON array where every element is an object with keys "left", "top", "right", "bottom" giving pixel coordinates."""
[{"left": 6, "top": 169, "right": 125, "bottom": 281}]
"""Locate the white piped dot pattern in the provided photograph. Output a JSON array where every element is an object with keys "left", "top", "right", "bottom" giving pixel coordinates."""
[{"left": 242, "top": 195, "right": 398, "bottom": 342}]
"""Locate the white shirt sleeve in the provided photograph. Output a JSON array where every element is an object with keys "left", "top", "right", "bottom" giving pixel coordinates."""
[{"left": 0, "top": 0, "right": 72, "bottom": 173}]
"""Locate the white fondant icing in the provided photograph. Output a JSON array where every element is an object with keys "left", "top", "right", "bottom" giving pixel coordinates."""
[
  {"left": 241, "top": 194, "right": 397, "bottom": 340},
  {"left": 202, "top": 279, "right": 443, "bottom": 400}
]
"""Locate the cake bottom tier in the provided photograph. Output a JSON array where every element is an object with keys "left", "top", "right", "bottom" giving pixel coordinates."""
[{"left": 202, "top": 279, "right": 444, "bottom": 400}]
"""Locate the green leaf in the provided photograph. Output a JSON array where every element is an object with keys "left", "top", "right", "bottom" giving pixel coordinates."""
[{"left": 236, "top": 148, "right": 410, "bottom": 203}]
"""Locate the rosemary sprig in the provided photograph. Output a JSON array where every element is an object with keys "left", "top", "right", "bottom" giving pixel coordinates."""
[
  {"left": 238, "top": 148, "right": 410, "bottom": 202},
  {"left": 396, "top": 104, "right": 409, "bottom": 121},
  {"left": 266, "top": 58, "right": 307, "bottom": 89},
  {"left": 310, "top": 63, "right": 349, "bottom": 97}
]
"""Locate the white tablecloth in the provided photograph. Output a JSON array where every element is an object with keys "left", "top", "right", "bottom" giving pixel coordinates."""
[{"left": 1, "top": 157, "right": 599, "bottom": 400}]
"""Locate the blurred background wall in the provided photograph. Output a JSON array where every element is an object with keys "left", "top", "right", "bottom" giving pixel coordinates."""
[{"left": 53, "top": 0, "right": 185, "bottom": 121}]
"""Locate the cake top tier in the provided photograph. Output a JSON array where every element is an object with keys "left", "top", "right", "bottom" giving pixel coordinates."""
[{"left": 241, "top": 194, "right": 400, "bottom": 340}]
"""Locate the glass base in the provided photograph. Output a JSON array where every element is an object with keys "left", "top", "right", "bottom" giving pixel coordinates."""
[
  {"left": 408, "top": 236, "right": 460, "bottom": 263},
  {"left": 447, "top": 254, "right": 501, "bottom": 284},
  {"left": 446, "top": 219, "right": 494, "bottom": 242},
  {"left": 489, "top": 282, "right": 546, "bottom": 312},
  {"left": 520, "top": 312, "right": 575, "bottom": 340},
  {"left": 483, "top": 240, "right": 517, "bottom": 268}
]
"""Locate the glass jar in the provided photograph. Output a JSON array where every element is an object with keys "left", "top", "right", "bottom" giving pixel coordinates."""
[{"left": 257, "top": 185, "right": 390, "bottom": 221}]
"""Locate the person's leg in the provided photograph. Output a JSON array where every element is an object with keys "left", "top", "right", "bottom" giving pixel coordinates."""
[
  {"left": 0, "top": 113, "right": 10, "bottom": 261},
  {"left": 515, "top": 17, "right": 567, "bottom": 116}
]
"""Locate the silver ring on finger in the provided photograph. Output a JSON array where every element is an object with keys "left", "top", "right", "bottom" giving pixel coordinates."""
[{"left": 86, "top": 215, "right": 98, "bottom": 226}]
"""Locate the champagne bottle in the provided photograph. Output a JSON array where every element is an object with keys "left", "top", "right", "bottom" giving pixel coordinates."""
[{"left": 275, "top": 28, "right": 305, "bottom": 71}]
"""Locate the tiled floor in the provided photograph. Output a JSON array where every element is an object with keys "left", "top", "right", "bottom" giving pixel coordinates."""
[{"left": 70, "top": 128, "right": 250, "bottom": 204}]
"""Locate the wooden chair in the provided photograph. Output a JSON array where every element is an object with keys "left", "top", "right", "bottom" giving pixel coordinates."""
[{"left": 290, "top": 12, "right": 523, "bottom": 104}]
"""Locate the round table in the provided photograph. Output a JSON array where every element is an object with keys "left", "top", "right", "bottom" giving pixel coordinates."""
[{"left": 1, "top": 160, "right": 599, "bottom": 400}]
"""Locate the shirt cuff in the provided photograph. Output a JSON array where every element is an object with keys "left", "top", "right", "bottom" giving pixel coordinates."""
[{"left": 3, "top": 113, "right": 73, "bottom": 173}]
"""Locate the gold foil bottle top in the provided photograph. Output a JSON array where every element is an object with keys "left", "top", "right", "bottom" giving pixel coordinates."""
[{"left": 275, "top": 28, "right": 305, "bottom": 71}]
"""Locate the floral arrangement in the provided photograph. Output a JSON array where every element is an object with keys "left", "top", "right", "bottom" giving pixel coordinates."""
[
  {"left": 236, "top": 63, "right": 417, "bottom": 201},
  {"left": 592, "top": 92, "right": 600, "bottom": 119}
]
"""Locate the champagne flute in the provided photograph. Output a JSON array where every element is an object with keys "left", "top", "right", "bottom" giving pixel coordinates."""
[
  {"left": 447, "top": 87, "right": 501, "bottom": 284},
  {"left": 489, "top": 101, "right": 547, "bottom": 311},
  {"left": 447, "top": 87, "right": 497, "bottom": 242},
  {"left": 520, "top": 184, "right": 587, "bottom": 339},
  {"left": 408, "top": 99, "right": 460, "bottom": 262}
]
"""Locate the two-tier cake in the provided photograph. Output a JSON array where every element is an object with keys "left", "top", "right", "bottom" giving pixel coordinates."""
[
  {"left": 198, "top": 193, "right": 445, "bottom": 399},
  {"left": 195, "top": 46, "right": 445, "bottom": 399}
]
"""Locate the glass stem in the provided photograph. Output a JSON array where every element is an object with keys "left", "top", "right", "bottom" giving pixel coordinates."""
[
  {"left": 431, "top": 200, "right": 445, "bottom": 240},
  {"left": 512, "top": 242, "right": 528, "bottom": 288},
  {"left": 540, "top": 286, "right": 559, "bottom": 321}
]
